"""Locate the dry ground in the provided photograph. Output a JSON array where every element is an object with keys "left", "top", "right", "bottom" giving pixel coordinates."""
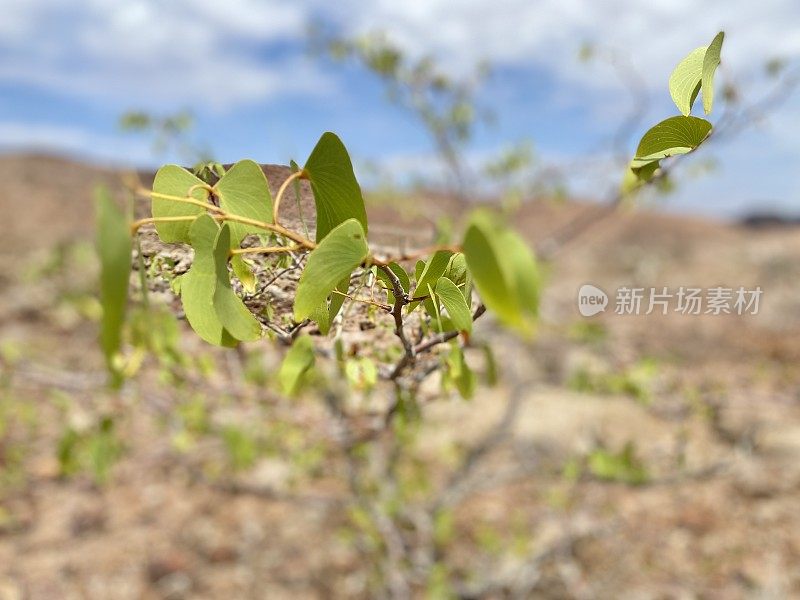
[{"left": 1, "top": 154, "right": 800, "bottom": 598}]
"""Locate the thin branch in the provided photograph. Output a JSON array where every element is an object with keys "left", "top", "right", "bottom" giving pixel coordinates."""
[
  {"left": 272, "top": 169, "right": 306, "bottom": 224},
  {"left": 378, "top": 264, "right": 415, "bottom": 380},
  {"left": 331, "top": 289, "right": 391, "bottom": 312},
  {"left": 135, "top": 187, "right": 222, "bottom": 213},
  {"left": 221, "top": 213, "right": 317, "bottom": 251},
  {"left": 263, "top": 261, "right": 303, "bottom": 289},
  {"left": 414, "top": 304, "right": 486, "bottom": 355},
  {"left": 131, "top": 190, "right": 318, "bottom": 251},
  {"left": 230, "top": 244, "right": 302, "bottom": 256}
]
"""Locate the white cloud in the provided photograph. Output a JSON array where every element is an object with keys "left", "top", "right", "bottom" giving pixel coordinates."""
[
  {"left": 326, "top": 0, "right": 800, "bottom": 92},
  {"left": 0, "top": 0, "right": 329, "bottom": 110},
  {"left": 317, "top": 0, "right": 800, "bottom": 215},
  {"left": 5, "top": 1, "right": 798, "bottom": 111},
  {"left": 2, "top": 0, "right": 798, "bottom": 217}
]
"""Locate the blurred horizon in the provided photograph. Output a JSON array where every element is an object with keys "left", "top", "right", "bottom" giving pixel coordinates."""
[{"left": 1, "top": 0, "right": 799, "bottom": 219}]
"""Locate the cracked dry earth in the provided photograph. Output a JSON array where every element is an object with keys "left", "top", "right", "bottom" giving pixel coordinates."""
[{"left": 1, "top": 153, "right": 800, "bottom": 598}]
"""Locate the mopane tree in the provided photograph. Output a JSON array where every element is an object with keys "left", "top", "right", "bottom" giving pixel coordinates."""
[{"left": 95, "top": 32, "right": 726, "bottom": 597}]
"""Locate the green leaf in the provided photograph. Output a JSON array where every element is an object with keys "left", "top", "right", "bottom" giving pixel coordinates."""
[
  {"left": 231, "top": 254, "right": 257, "bottom": 294},
  {"left": 180, "top": 215, "right": 237, "bottom": 347},
  {"left": 501, "top": 227, "right": 541, "bottom": 322},
  {"left": 215, "top": 159, "right": 273, "bottom": 243},
  {"left": 312, "top": 300, "right": 332, "bottom": 335},
  {"left": 668, "top": 32, "right": 725, "bottom": 116},
  {"left": 279, "top": 335, "right": 315, "bottom": 397},
  {"left": 414, "top": 260, "right": 425, "bottom": 282},
  {"left": 428, "top": 282, "right": 445, "bottom": 333},
  {"left": 411, "top": 251, "right": 455, "bottom": 321},
  {"left": 152, "top": 165, "right": 208, "bottom": 243},
  {"left": 630, "top": 158, "right": 661, "bottom": 178},
  {"left": 669, "top": 47, "right": 705, "bottom": 116},
  {"left": 444, "top": 252, "right": 472, "bottom": 303},
  {"left": 635, "top": 116, "right": 712, "bottom": 161},
  {"left": 445, "top": 344, "right": 476, "bottom": 400},
  {"left": 95, "top": 187, "right": 131, "bottom": 378},
  {"left": 702, "top": 32, "right": 724, "bottom": 114},
  {"left": 294, "top": 219, "right": 369, "bottom": 321},
  {"left": 463, "top": 211, "right": 539, "bottom": 334},
  {"left": 408, "top": 250, "right": 453, "bottom": 316},
  {"left": 622, "top": 158, "right": 663, "bottom": 196},
  {"left": 328, "top": 277, "right": 350, "bottom": 323},
  {"left": 621, "top": 166, "right": 639, "bottom": 197},
  {"left": 303, "top": 132, "right": 368, "bottom": 241},
  {"left": 435, "top": 277, "right": 472, "bottom": 333},
  {"left": 464, "top": 213, "right": 515, "bottom": 323},
  {"left": 212, "top": 224, "right": 262, "bottom": 342},
  {"left": 215, "top": 160, "right": 271, "bottom": 296},
  {"left": 443, "top": 252, "right": 467, "bottom": 286},
  {"left": 413, "top": 251, "right": 453, "bottom": 300}
]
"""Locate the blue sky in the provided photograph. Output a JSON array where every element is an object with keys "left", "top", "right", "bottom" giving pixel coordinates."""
[{"left": 1, "top": 0, "right": 799, "bottom": 218}]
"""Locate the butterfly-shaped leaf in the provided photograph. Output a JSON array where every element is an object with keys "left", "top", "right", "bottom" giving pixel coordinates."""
[
  {"left": 215, "top": 160, "right": 273, "bottom": 291},
  {"left": 635, "top": 116, "right": 712, "bottom": 161},
  {"left": 152, "top": 165, "right": 208, "bottom": 243},
  {"left": 669, "top": 47, "right": 705, "bottom": 116},
  {"left": 180, "top": 215, "right": 237, "bottom": 347},
  {"left": 303, "top": 132, "right": 368, "bottom": 242},
  {"left": 215, "top": 159, "right": 273, "bottom": 241},
  {"left": 668, "top": 32, "right": 724, "bottom": 116},
  {"left": 212, "top": 224, "right": 262, "bottom": 342},
  {"left": 294, "top": 219, "right": 369, "bottom": 321},
  {"left": 702, "top": 32, "right": 724, "bottom": 114}
]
